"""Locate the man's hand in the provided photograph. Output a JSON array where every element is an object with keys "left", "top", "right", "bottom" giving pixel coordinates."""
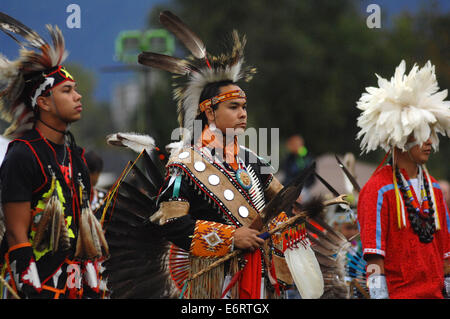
[{"left": 233, "top": 226, "right": 265, "bottom": 251}]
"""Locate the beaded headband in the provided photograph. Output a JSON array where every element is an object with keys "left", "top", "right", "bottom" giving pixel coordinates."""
[
  {"left": 30, "top": 65, "right": 75, "bottom": 108},
  {"left": 198, "top": 89, "right": 246, "bottom": 112}
]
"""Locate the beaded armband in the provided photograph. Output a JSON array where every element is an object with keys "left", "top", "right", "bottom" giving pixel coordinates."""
[{"left": 190, "top": 220, "right": 236, "bottom": 257}]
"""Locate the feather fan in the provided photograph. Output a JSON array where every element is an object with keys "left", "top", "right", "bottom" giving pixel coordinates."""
[
  {"left": 100, "top": 147, "right": 178, "bottom": 298},
  {"left": 106, "top": 132, "right": 156, "bottom": 154}
]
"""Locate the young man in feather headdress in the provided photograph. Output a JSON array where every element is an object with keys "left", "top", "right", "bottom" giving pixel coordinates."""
[
  {"left": 104, "top": 11, "right": 325, "bottom": 299},
  {"left": 355, "top": 60, "right": 450, "bottom": 299},
  {"left": 0, "top": 13, "right": 108, "bottom": 299}
]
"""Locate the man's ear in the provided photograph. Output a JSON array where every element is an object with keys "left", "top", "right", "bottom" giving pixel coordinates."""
[
  {"left": 36, "top": 95, "right": 51, "bottom": 112},
  {"left": 204, "top": 107, "right": 215, "bottom": 123}
]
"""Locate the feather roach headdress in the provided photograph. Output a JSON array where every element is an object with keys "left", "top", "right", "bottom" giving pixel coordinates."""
[
  {"left": 356, "top": 60, "right": 449, "bottom": 233},
  {"left": 356, "top": 60, "right": 450, "bottom": 154},
  {"left": 0, "top": 12, "right": 74, "bottom": 138},
  {"left": 138, "top": 11, "right": 256, "bottom": 147}
]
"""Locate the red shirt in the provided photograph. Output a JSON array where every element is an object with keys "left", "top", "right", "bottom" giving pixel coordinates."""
[{"left": 357, "top": 165, "right": 450, "bottom": 299}]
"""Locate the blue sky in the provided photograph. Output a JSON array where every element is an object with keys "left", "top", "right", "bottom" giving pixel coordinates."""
[
  {"left": 1, "top": 0, "right": 165, "bottom": 102},
  {"left": 1, "top": 0, "right": 449, "bottom": 103}
]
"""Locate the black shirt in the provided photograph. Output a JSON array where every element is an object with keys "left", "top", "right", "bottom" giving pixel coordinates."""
[{"left": 0, "top": 139, "right": 69, "bottom": 203}]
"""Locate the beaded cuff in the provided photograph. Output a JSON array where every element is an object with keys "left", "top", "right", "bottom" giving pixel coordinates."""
[{"left": 190, "top": 220, "right": 236, "bottom": 257}]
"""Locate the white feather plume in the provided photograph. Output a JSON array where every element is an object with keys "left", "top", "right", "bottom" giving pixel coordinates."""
[
  {"left": 284, "top": 241, "right": 324, "bottom": 299},
  {"left": 106, "top": 132, "right": 156, "bottom": 154},
  {"left": 356, "top": 60, "right": 450, "bottom": 153}
]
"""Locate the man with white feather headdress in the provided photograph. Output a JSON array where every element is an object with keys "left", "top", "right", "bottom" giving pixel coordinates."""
[
  {"left": 356, "top": 60, "right": 450, "bottom": 299},
  {"left": 0, "top": 12, "right": 108, "bottom": 298}
]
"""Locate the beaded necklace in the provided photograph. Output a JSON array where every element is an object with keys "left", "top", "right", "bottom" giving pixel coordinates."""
[{"left": 395, "top": 167, "right": 436, "bottom": 243}]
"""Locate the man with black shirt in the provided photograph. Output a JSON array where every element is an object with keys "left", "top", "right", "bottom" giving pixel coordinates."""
[{"left": 0, "top": 13, "right": 106, "bottom": 299}]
